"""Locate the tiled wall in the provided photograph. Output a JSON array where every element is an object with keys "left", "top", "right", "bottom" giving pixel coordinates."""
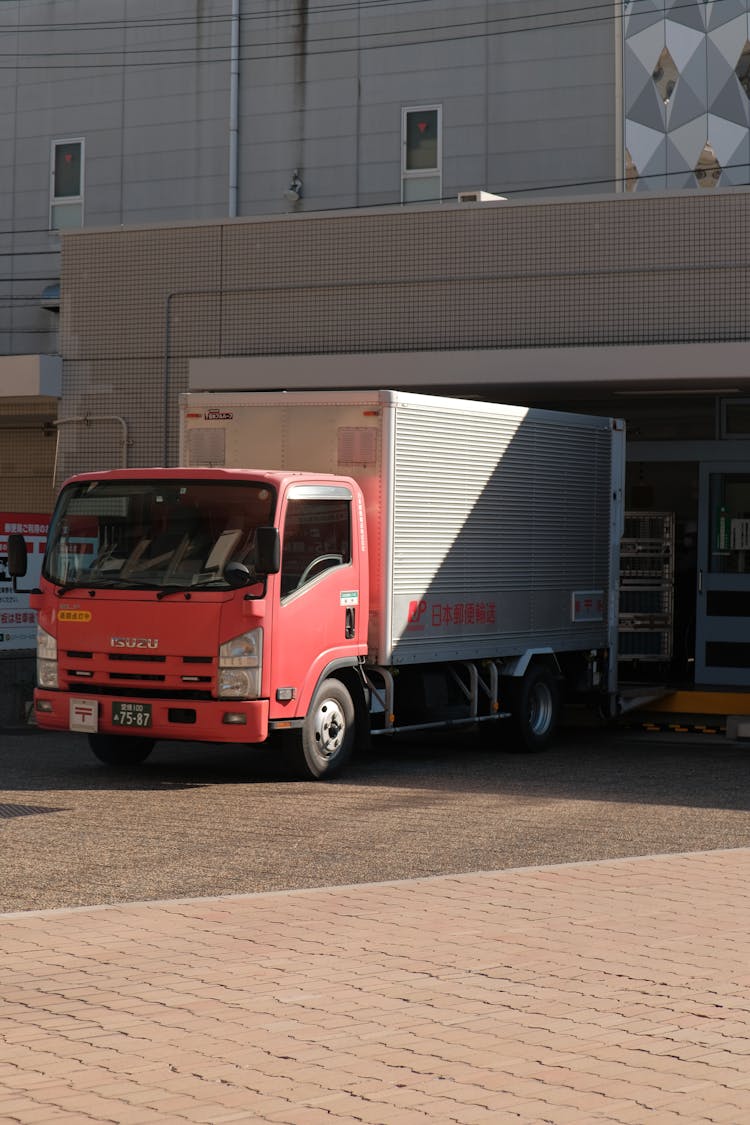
[{"left": 58, "top": 190, "right": 750, "bottom": 476}]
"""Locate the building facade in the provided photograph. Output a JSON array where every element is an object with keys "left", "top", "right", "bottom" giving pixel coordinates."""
[
  {"left": 2, "top": 0, "right": 621, "bottom": 520},
  {"left": 3, "top": 1, "right": 750, "bottom": 718},
  {"left": 54, "top": 190, "right": 750, "bottom": 697},
  {"left": 5, "top": 0, "right": 750, "bottom": 511}
]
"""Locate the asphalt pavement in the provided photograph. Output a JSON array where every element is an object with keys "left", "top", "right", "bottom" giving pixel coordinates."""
[{"left": 2, "top": 724, "right": 750, "bottom": 913}]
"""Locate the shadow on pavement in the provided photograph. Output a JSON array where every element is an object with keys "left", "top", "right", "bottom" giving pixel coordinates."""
[{"left": 2, "top": 723, "right": 750, "bottom": 812}]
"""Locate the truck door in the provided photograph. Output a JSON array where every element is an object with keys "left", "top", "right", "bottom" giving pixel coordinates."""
[{"left": 271, "top": 484, "right": 363, "bottom": 714}]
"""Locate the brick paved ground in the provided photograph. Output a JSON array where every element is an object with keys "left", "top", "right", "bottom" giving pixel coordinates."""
[{"left": 2, "top": 849, "right": 750, "bottom": 1124}]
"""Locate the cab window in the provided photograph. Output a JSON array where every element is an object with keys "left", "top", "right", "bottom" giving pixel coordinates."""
[{"left": 281, "top": 498, "right": 351, "bottom": 596}]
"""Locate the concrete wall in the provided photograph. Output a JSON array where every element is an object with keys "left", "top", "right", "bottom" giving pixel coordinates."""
[
  {"left": 0, "top": 0, "right": 618, "bottom": 225},
  {"left": 0, "top": 0, "right": 618, "bottom": 361},
  {"left": 0, "top": 0, "right": 233, "bottom": 359},
  {"left": 240, "top": 0, "right": 618, "bottom": 210}
]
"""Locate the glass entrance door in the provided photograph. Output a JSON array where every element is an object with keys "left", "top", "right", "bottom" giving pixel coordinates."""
[{"left": 695, "top": 464, "right": 750, "bottom": 686}]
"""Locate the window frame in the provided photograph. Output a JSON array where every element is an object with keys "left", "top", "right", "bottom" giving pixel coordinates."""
[
  {"left": 50, "top": 137, "right": 85, "bottom": 229},
  {"left": 720, "top": 398, "right": 750, "bottom": 439},
  {"left": 280, "top": 489, "right": 353, "bottom": 600},
  {"left": 401, "top": 105, "right": 442, "bottom": 203}
]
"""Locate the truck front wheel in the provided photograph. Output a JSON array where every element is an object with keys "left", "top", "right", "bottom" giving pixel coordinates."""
[
  {"left": 506, "top": 665, "right": 560, "bottom": 752},
  {"left": 88, "top": 733, "right": 155, "bottom": 766},
  {"left": 287, "top": 678, "right": 356, "bottom": 780}
]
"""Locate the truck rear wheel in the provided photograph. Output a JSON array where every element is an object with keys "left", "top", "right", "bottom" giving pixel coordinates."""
[
  {"left": 88, "top": 734, "right": 155, "bottom": 766},
  {"left": 287, "top": 678, "right": 356, "bottom": 780},
  {"left": 506, "top": 665, "right": 560, "bottom": 752}
]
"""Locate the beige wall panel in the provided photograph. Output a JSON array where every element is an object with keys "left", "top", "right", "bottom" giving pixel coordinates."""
[{"left": 0, "top": 428, "right": 57, "bottom": 512}]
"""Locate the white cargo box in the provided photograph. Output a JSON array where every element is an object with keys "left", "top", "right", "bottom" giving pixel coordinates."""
[{"left": 180, "top": 389, "right": 624, "bottom": 668}]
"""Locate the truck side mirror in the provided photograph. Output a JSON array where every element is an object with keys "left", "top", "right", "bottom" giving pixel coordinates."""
[
  {"left": 6, "top": 532, "right": 35, "bottom": 594},
  {"left": 7, "top": 533, "right": 28, "bottom": 579},
  {"left": 255, "top": 526, "right": 280, "bottom": 575}
]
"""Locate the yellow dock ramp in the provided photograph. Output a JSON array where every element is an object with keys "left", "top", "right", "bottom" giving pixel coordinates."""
[
  {"left": 623, "top": 687, "right": 750, "bottom": 736},
  {"left": 647, "top": 690, "right": 750, "bottom": 716}
]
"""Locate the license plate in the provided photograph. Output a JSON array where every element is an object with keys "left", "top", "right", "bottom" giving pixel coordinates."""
[{"left": 112, "top": 702, "right": 152, "bottom": 728}]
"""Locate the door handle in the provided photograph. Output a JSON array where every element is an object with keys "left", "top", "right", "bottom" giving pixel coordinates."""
[
  {"left": 698, "top": 568, "right": 703, "bottom": 594},
  {"left": 345, "top": 607, "right": 355, "bottom": 639}
]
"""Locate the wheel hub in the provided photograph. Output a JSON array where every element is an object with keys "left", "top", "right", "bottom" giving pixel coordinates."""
[
  {"left": 529, "top": 684, "right": 554, "bottom": 735},
  {"left": 315, "top": 700, "right": 345, "bottom": 757}
]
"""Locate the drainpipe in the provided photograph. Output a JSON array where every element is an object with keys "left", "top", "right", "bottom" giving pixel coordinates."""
[
  {"left": 228, "top": 0, "right": 240, "bottom": 217},
  {"left": 53, "top": 414, "right": 129, "bottom": 483},
  {"left": 164, "top": 291, "right": 174, "bottom": 465}
]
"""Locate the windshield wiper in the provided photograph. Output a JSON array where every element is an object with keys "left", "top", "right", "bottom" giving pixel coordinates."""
[
  {"left": 56, "top": 578, "right": 181, "bottom": 594},
  {"left": 155, "top": 586, "right": 194, "bottom": 600}
]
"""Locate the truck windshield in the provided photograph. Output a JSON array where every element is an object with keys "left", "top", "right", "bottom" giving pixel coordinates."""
[{"left": 43, "top": 479, "right": 276, "bottom": 591}]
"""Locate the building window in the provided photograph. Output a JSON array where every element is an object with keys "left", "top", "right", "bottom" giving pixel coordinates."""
[
  {"left": 695, "top": 141, "right": 721, "bottom": 189},
  {"left": 50, "top": 139, "right": 84, "bottom": 229},
  {"left": 736, "top": 41, "right": 750, "bottom": 99},
  {"left": 402, "top": 106, "right": 442, "bottom": 203},
  {"left": 652, "top": 47, "right": 678, "bottom": 104}
]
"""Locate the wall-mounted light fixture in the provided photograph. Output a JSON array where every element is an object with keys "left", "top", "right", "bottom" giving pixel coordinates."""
[{"left": 284, "top": 169, "right": 303, "bottom": 202}]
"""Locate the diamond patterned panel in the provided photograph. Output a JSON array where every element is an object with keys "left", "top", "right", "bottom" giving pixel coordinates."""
[
  {"left": 706, "top": 0, "right": 748, "bottom": 32},
  {"left": 624, "top": 0, "right": 663, "bottom": 39},
  {"left": 624, "top": 3, "right": 750, "bottom": 190},
  {"left": 653, "top": 46, "right": 679, "bottom": 101},
  {"left": 665, "top": 0, "right": 705, "bottom": 33}
]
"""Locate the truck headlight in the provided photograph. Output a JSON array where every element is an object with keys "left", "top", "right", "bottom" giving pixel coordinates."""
[
  {"left": 218, "top": 628, "right": 262, "bottom": 700},
  {"left": 37, "top": 625, "right": 58, "bottom": 689}
]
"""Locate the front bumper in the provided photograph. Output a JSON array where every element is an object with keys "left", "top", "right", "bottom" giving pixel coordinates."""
[{"left": 33, "top": 691, "right": 270, "bottom": 744}]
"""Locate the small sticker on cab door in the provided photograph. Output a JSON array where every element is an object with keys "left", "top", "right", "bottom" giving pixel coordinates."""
[
  {"left": 57, "top": 610, "right": 92, "bottom": 622},
  {"left": 340, "top": 590, "right": 359, "bottom": 607}
]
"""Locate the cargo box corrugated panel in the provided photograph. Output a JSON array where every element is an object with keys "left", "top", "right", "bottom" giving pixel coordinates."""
[{"left": 385, "top": 395, "right": 617, "bottom": 665}]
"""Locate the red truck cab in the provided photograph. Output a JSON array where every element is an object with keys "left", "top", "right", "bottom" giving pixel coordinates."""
[{"left": 27, "top": 468, "right": 369, "bottom": 777}]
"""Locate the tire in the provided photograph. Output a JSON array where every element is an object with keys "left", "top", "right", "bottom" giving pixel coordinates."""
[
  {"left": 505, "top": 665, "right": 560, "bottom": 752},
  {"left": 287, "top": 678, "right": 356, "bottom": 780},
  {"left": 88, "top": 733, "right": 155, "bottom": 766}
]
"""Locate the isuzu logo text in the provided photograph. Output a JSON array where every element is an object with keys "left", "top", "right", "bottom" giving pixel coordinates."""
[{"left": 110, "top": 637, "right": 159, "bottom": 649}]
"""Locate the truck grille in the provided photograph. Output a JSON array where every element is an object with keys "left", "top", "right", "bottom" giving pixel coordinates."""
[{"left": 60, "top": 650, "right": 215, "bottom": 700}]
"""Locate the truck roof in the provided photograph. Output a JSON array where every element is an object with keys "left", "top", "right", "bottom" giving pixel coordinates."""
[{"left": 61, "top": 467, "right": 355, "bottom": 488}]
